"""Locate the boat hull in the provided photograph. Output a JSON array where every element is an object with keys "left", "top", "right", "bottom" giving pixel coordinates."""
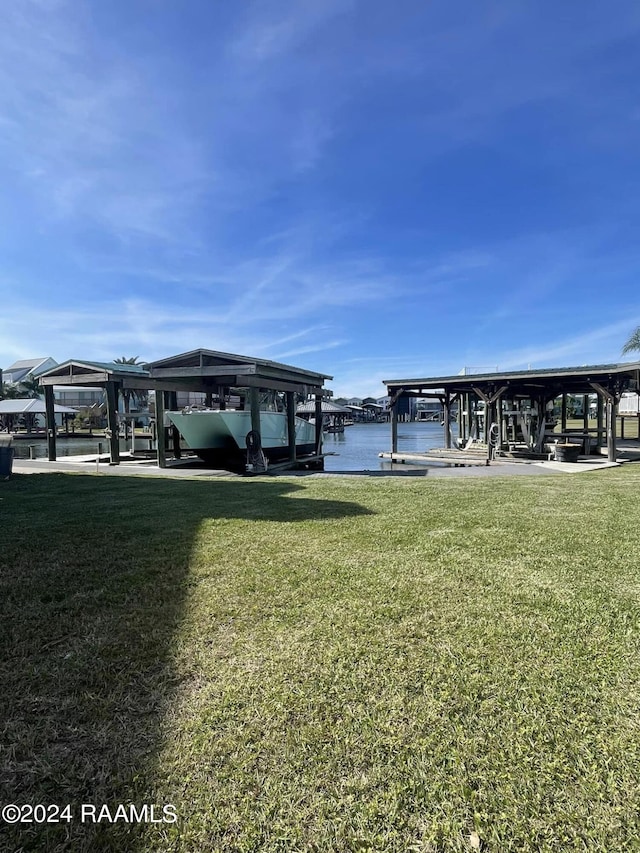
[{"left": 166, "top": 410, "right": 317, "bottom": 468}]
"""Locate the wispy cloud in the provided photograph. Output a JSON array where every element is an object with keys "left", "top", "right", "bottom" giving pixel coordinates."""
[
  {"left": 0, "top": 293, "right": 350, "bottom": 373},
  {"left": 0, "top": 2, "right": 209, "bottom": 246},
  {"left": 3, "top": 0, "right": 640, "bottom": 399},
  {"left": 230, "top": 0, "right": 353, "bottom": 65},
  {"left": 0, "top": 299, "right": 297, "bottom": 365},
  {"left": 328, "top": 314, "right": 640, "bottom": 397},
  {"left": 494, "top": 317, "right": 640, "bottom": 372},
  {"left": 0, "top": 0, "right": 362, "bottom": 261}
]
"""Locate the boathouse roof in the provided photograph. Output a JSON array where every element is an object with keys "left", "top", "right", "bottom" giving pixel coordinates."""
[
  {"left": 38, "top": 360, "right": 150, "bottom": 388},
  {"left": 296, "top": 400, "right": 351, "bottom": 414},
  {"left": 384, "top": 361, "right": 640, "bottom": 397},
  {"left": 147, "top": 348, "right": 331, "bottom": 393},
  {"left": 37, "top": 351, "right": 331, "bottom": 395}
]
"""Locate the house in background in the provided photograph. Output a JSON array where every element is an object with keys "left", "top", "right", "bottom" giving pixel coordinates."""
[
  {"left": 2, "top": 357, "right": 57, "bottom": 384},
  {"left": 54, "top": 385, "right": 106, "bottom": 409},
  {"left": 2, "top": 357, "right": 110, "bottom": 428},
  {"left": 2, "top": 357, "right": 105, "bottom": 409}
]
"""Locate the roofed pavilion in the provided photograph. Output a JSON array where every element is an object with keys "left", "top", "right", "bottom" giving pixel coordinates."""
[
  {"left": 38, "top": 360, "right": 150, "bottom": 464},
  {"left": 38, "top": 350, "right": 332, "bottom": 470},
  {"left": 147, "top": 349, "right": 332, "bottom": 469},
  {"left": 384, "top": 361, "right": 640, "bottom": 462}
]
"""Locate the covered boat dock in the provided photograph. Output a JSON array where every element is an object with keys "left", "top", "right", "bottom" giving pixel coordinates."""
[
  {"left": 37, "top": 360, "right": 150, "bottom": 465},
  {"left": 383, "top": 361, "right": 640, "bottom": 464},
  {"left": 38, "top": 350, "right": 332, "bottom": 471},
  {"left": 295, "top": 399, "right": 352, "bottom": 433},
  {"left": 148, "top": 349, "right": 331, "bottom": 470}
]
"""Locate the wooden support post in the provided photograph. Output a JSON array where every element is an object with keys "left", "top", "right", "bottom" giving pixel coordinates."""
[
  {"left": 590, "top": 382, "right": 618, "bottom": 462},
  {"left": 451, "top": 393, "right": 459, "bottom": 445},
  {"left": 583, "top": 394, "right": 589, "bottom": 433},
  {"left": 596, "top": 392, "right": 605, "bottom": 448},
  {"left": 443, "top": 392, "right": 451, "bottom": 449},
  {"left": 561, "top": 393, "right": 567, "bottom": 433},
  {"left": 471, "top": 385, "right": 506, "bottom": 453},
  {"left": 533, "top": 397, "right": 546, "bottom": 453},
  {"left": 607, "top": 398, "right": 617, "bottom": 461},
  {"left": 314, "top": 393, "right": 323, "bottom": 456},
  {"left": 44, "top": 385, "right": 57, "bottom": 461},
  {"left": 105, "top": 381, "right": 120, "bottom": 465},
  {"left": 470, "top": 389, "right": 486, "bottom": 441},
  {"left": 155, "top": 390, "right": 166, "bottom": 468},
  {"left": 391, "top": 402, "right": 398, "bottom": 453},
  {"left": 486, "top": 400, "right": 495, "bottom": 459},
  {"left": 249, "top": 387, "right": 261, "bottom": 440},
  {"left": 286, "top": 391, "right": 296, "bottom": 463},
  {"left": 469, "top": 394, "right": 478, "bottom": 441},
  {"left": 387, "top": 387, "right": 407, "bottom": 453}
]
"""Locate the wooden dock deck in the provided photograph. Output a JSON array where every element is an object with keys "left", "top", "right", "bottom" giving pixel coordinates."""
[{"left": 379, "top": 448, "right": 490, "bottom": 466}]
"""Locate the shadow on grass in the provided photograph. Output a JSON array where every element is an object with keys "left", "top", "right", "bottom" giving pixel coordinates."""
[{"left": 0, "top": 474, "right": 372, "bottom": 851}]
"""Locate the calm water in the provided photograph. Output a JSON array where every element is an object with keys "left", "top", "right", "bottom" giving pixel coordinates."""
[
  {"left": 12, "top": 436, "right": 144, "bottom": 460},
  {"left": 11, "top": 422, "right": 456, "bottom": 472},
  {"left": 323, "top": 421, "right": 456, "bottom": 471}
]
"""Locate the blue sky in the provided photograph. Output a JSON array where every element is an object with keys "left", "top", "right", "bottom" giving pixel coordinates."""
[{"left": 2, "top": 0, "right": 640, "bottom": 396}]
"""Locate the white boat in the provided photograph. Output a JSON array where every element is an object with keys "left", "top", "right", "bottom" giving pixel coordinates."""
[{"left": 166, "top": 408, "right": 317, "bottom": 468}]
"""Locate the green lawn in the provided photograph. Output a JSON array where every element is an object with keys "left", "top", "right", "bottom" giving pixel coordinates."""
[
  {"left": 2, "top": 468, "right": 640, "bottom": 852},
  {"left": 563, "top": 417, "right": 640, "bottom": 439}
]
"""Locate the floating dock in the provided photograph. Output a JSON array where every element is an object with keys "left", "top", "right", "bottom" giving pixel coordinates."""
[{"left": 379, "top": 449, "right": 490, "bottom": 466}]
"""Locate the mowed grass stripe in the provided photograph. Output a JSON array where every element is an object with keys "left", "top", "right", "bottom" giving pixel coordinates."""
[{"left": 1, "top": 469, "right": 640, "bottom": 851}]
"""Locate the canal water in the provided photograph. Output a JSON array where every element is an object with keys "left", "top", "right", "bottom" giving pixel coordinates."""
[
  {"left": 323, "top": 421, "right": 456, "bottom": 471},
  {"left": 11, "top": 421, "right": 455, "bottom": 472},
  {"left": 11, "top": 436, "right": 147, "bottom": 461}
]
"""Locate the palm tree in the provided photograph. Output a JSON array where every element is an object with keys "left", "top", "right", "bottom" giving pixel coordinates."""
[
  {"left": 622, "top": 327, "right": 640, "bottom": 357},
  {"left": 1, "top": 383, "right": 19, "bottom": 400},
  {"left": 113, "top": 356, "right": 148, "bottom": 415},
  {"left": 15, "top": 377, "right": 41, "bottom": 433},
  {"left": 0, "top": 381, "right": 32, "bottom": 432},
  {"left": 0, "top": 381, "right": 30, "bottom": 400},
  {"left": 18, "top": 376, "right": 43, "bottom": 398}
]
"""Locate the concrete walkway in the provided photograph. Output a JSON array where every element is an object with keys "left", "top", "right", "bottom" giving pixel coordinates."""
[
  {"left": 11, "top": 457, "right": 238, "bottom": 478},
  {"left": 9, "top": 453, "right": 628, "bottom": 481},
  {"left": 301, "top": 458, "right": 621, "bottom": 479}
]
